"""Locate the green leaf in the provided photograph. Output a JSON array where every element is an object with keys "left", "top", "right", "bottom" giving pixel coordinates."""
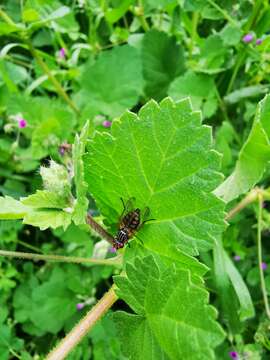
[
  {"left": 13, "top": 266, "right": 78, "bottom": 335},
  {"left": 105, "top": 0, "right": 133, "bottom": 23},
  {"left": 0, "top": 22, "right": 21, "bottom": 35},
  {"left": 0, "top": 196, "right": 30, "bottom": 219},
  {"left": 23, "top": 209, "right": 72, "bottom": 230},
  {"left": 169, "top": 71, "right": 218, "bottom": 118},
  {"left": 113, "top": 255, "right": 225, "bottom": 359},
  {"left": 84, "top": 97, "right": 225, "bottom": 257},
  {"left": 72, "top": 121, "right": 89, "bottom": 225},
  {"left": 213, "top": 239, "right": 241, "bottom": 334},
  {"left": 224, "top": 85, "right": 269, "bottom": 104},
  {"left": 142, "top": 30, "right": 185, "bottom": 100},
  {"left": 21, "top": 190, "right": 71, "bottom": 209},
  {"left": 195, "top": 34, "right": 231, "bottom": 74},
  {"left": 77, "top": 45, "right": 143, "bottom": 117},
  {"left": 219, "top": 24, "right": 242, "bottom": 46},
  {"left": 224, "top": 251, "right": 255, "bottom": 321},
  {"left": 215, "top": 94, "right": 270, "bottom": 202},
  {"left": 7, "top": 95, "right": 75, "bottom": 159},
  {"left": 0, "top": 324, "right": 24, "bottom": 359}
]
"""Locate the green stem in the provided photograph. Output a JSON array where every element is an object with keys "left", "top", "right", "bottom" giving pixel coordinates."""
[
  {"left": 16, "top": 239, "right": 42, "bottom": 253},
  {"left": 226, "top": 50, "right": 246, "bottom": 94},
  {"left": 0, "top": 250, "right": 122, "bottom": 266},
  {"left": 46, "top": 286, "right": 118, "bottom": 360},
  {"left": 244, "top": 0, "right": 264, "bottom": 31},
  {"left": 136, "top": 1, "right": 149, "bottom": 31},
  {"left": 189, "top": 12, "right": 199, "bottom": 58},
  {"left": 257, "top": 193, "right": 270, "bottom": 319},
  {"left": 25, "top": 39, "right": 80, "bottom": 116},
  {"left": 226, "top": 188, "right": 259, "bottom": 220},
  {"left": 0, "top": 8, "right": 17, "bottom": 26},
  {"left": 206, "top": 0, "right": 236, "bottom": 26}
]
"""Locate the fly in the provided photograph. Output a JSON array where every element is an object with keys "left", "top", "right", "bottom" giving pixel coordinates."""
[{"left": 113, "top": 197, "right": 154, "bottom": 250}]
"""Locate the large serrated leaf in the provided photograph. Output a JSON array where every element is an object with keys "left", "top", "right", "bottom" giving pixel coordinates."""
[
  {"left": 84, "top": 97, "right": 225, "bottom": 257},
  {"left": 113, "top": 255, "right": 225, "bottom": 360}
]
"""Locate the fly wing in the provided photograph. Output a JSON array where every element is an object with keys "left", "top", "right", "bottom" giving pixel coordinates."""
[
  {"left": 118, "top": 197, "right": 136, "bottom": 226},
  {"left": 141, "top": 206, "right": 150, "bottom": 222}
]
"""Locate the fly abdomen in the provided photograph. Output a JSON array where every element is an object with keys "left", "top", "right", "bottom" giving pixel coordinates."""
[{"left": 113, "top": 228, "right": 129, "bottom": 249}]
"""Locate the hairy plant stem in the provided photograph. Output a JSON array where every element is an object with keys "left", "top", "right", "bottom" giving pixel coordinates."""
[
  {"left": 25, "top": 39, "right": 80, "bottom": 115},
  {"left": 86, "top": 213, "right": 115, "bottom": 245},
  {"left": 257, "top": 193, "right": 270, "bottom": 319},
  {"left": 46, "top": 286, "right": 118, "bottom": 360},
  {"left": 226, "top": 188, "right": 260, "bottom": 220},
  {"left": 0, "top": 250, "right": 122, "bottom": 266}
]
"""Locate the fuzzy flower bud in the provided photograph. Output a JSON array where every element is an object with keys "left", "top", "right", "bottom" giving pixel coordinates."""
[{"left": 40, "top": 160, "right": 72, "bottom": 198}]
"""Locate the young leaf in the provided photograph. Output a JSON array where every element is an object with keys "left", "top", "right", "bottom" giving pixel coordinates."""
[
  {"left": 84, "top": 97, "right": 225, "bottom": 257},
  {"left": 0, "top": 196, "right": 30, "bottom": 219},
  {"left": 215, "top": 94, "right": 270, "bottom": 202},
  {"left": 113, "top": 255, "right": 225, "bottom": 360},
  {"left": 142, "top": 30, "right": 185, "bottom": 100},
  {"left": 21, "top": 190, "right": 70, "bottom": 209},
  {"left": 77, "top": 45, "right": 143, "bottom": 117},
  {"left": 23, "top": 209, "right": 71, "bottom": 230},
  {"left": 72, "top": 121, "right": 89, "bottom": 225}
]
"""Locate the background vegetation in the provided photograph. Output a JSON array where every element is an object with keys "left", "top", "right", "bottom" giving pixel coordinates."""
[{"left": 0, "top": 1, "right": 270, "bottom": 359}]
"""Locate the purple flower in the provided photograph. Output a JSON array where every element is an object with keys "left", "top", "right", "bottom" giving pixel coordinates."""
[
  {"left": 76, "top": 303, "right": 85, "bottom": 311},
  {"left": 242, "top": 33, "right": 253, "bottom": 43},
  {"left": 17, "top": 118, "right": 27, "bottom": 128},
  {"left": 109, "top": 247, "right": 117, "bottom": 253},
  {"left": 261, "top": 262, "right": 267, "bottom": 270},
  {"left": 256, "top": 38, "right": 263, "bottom": 45},
  {"left": 59, "top": 48, "right": 66, "bottom": 58},
  {"left": 229, "top": 351, "right": 239, "bottom": 359},
  {"left": 234, "top": 255, "right": 241, "bottom": 261},
  {"left": 102, "top": 120, "right": 112, "bottom": 128},
  {"left": 59, "top": 146, "right": 65, "bottom": 156}
]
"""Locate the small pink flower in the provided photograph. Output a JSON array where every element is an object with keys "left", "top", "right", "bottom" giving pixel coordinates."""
[
  {"left": 229, "top": 351, "right": 238, "bottom": 359},
  {"left": 102, "top": 120, "right": 112, "bottom": 128},
  {"left": 109, "top": 247, "right": 117, "bottom": 253},
  {"left": 59, "top": 48, "right": 66, "bottom": 58},
  {"left": 242, "top": 33, "right": 253, "bottom": 43},
  {"left": 261, "top": 262, "right": 267, "bottom": 270},
  {"left": 76, "top": 303, "right": 84, "bottom": 311},
  {"left": 18, "top": 118, "right": 27, "bottom": 128},
  {"left": 256, "top": 38, "right": 263, "bottom": 45},
  {"left": 233, "top": 255, "right": 241, "bottom": 261}
]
